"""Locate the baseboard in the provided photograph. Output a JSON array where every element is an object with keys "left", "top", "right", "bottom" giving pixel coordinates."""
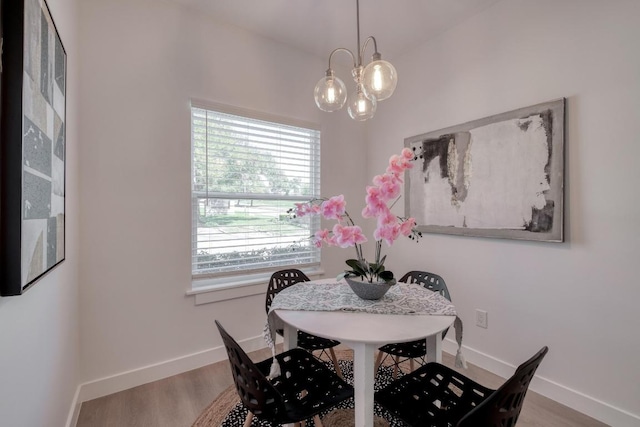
[
  {"left": 75, "top": 334, "right": 268, "bottom": 407},
  {"left": 443, "top": 339, "right": 640, "bottom": 427},
  {"left": 65, "top": 385, "right": 82, "bottom": 427}
]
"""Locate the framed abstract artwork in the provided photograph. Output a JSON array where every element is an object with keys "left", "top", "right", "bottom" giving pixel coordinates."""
[
  {"left": 405, "top": 99, "right": 565, "bottom": 242},
  {"left": 1, "top": 0, "right": 66, "bottom": 296}
]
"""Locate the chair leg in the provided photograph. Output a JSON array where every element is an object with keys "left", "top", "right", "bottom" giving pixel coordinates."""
[
  {"left": 410, "top": 358, "right": 415, "bottom": 372},
  {"left": 328, "top": 348, "right": 343, "bottom": 379},
  {"left": 243, "top": 411, "right": 254, "bottom": 427},
  {"left": 375, "top": 350, "right": 384, "bottom": 373},
  {"left": 296, "top": 402, "right": 306, "bottom": 426},
  {"left": 313, "top": 415, "right": 323, "bottom": 427},
  {"left": 393, "top": 355, "right": 399, "bottom": 379}
]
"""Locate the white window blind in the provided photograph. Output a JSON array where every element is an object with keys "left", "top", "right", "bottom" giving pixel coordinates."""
[{"left": 191, "top": 104, "right": 321, "bottom": 281}]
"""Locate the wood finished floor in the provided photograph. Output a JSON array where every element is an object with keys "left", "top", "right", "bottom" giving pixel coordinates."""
[{"left": 77, "top": 346, "right": 609, "bottom": 427}]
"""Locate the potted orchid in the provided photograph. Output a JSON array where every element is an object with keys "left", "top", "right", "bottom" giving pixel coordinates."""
[{"left": 290, "top": 148, "right": 422, "bottom": 299}]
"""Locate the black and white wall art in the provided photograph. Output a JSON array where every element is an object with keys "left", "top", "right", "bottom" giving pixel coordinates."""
[
  {"left": 405, "top": 99, "right": 565, "bottom": 242},
  {"left": 1, "top": 0, "right": 66, "bottom": 295}
]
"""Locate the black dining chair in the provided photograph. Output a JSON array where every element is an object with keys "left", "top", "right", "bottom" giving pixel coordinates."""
[
  {"left": 375, "top": 346, "right": 548, "bottom": 427},
  {"left": 265, "top": 269, "right": 343, "bottom": 377},
  {"left": 375, "top": 270, "right": 452, "bottom": 378},
  {"left": 215, "top": 320, "right": 353, "bottom": 427}
]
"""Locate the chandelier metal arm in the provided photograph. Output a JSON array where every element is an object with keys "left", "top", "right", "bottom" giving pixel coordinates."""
[
  {"left": 327, "top": 47, "right": 358, "bottom": 71},
  {"left": 360, "top": 36, "right": 380, "bottom": 64}
]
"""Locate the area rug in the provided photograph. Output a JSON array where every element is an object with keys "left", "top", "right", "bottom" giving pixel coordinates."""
[{"left": 192, "top": 350, "right": 408, "bottom": 426}]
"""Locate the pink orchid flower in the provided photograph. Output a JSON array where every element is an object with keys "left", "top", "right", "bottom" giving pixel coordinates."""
[
  {"left": 376, "top": 207, "right": 397, "bottom": 226},
  {"left": 361, "top": 204, "right": 376, "bottom": 219},
  {"left": 374, "top": 223, "right": 400, "bottom": 246},
  {"left": 321, "top": 195, "right": 346, "bottom": 220},
  {"left": 373, "top": 173, "right": 401, "bottom": 200},
  {"left": 326, "top": 234, "right": 339, "bottom": 246},
  {"left": 364, "top": 186, "right": 387, "bottom": 216},
  {"left": 387, "top": 153, "right": 414, "bottom": 177},
  {"left": 387, "top": 154, "right": 404, "bottom": 176},
  {"left": 399, "top": 217, "right": 416, "bottom": 237},
  {"left": 333, "top": 224, "right": 368, "bottom": 248},
  {"left": 313, "top": 229, "right": 330, "bottom": 248},
  {"left": 294, "top": 202, "right": 309, "bottom": 217},
  {"left": 372, "top": 173, "right": 398, "bottom": 187},
  {"left": 401, "top": 147, "right": 414, "bottom": 160}
]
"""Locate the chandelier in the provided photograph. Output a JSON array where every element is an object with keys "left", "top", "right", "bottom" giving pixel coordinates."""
[{"left": 313, "top": 0, "right": 398, "bottom": 121}]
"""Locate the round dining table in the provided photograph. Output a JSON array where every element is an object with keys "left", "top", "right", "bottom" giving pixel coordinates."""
[{"left": 274, "top": 281, "right": 455, "bottom": 427}]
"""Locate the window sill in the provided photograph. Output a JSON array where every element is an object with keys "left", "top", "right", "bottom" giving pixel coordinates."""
[{"left": 186, "top": 267, "right": 325, "bottom": 305}]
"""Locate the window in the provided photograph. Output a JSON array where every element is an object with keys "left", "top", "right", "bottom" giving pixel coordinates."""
[{"left": 191, "top": 102, "right": 321, "bottom": 286}]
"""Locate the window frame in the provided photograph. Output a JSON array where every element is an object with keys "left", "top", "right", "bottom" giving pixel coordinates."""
[{"left": 189, "top": 100, "right": 322, "bottom": 297}]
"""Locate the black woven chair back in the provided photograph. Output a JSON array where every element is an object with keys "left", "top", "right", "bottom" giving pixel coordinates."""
[
  {"left": 400, "top": 270, "right": 451, "bottom": 340},
  {"left": 264, "top": 269, "right": 342, "bottom": 376},
  {"left": 215, "top": 320, "right": 283, "bottom": 419},
  {"left": 457, "top": 346, "right": 549, "bottom": 427},
  {"left": 265, "top": 269, "right": 310, "bottom": 314},
  {"left": 399, "top": 270, "right": 451, "bottom": 301}
]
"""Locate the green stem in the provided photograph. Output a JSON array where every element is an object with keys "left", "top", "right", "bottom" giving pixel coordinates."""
[
  {"left": 388, "top": 196, "right": 402, "bottom": 210},
  {"left": 342, "top": 211, "right": 356, "bottom": 227}
]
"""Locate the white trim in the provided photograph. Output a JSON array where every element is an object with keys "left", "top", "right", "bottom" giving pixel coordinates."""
[
  {"left": 442, "top": 339, "right": 640, "bottom": 427},
  {"left": 64, "top": 386, "right": 81, "bottom": 427},
  {"left": 75, "top": 334, "right": 269, "bottom": 406},
  {"left": 192, "top": 191, "right": 316, "bottom": 201},
  {"left": 190, "top": 98, "right": 320, "bottom": 131},
  {"left": 188, "top": 267, "right": 325, "bottom": 305}
]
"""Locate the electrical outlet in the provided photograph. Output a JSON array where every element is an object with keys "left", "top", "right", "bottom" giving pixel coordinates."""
[{"left": 476, "top": 309, "right": 488, "bottom": 329}]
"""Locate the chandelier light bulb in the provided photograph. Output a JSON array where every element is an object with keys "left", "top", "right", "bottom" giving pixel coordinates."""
[
  {"left": 372, "top": 65, "right": 383, "bottom": 91},
  {"left": 314, "top": 71, "right": 347, "bottom": 112},
  {"left": 347, "top": 86, "right": 376, "bottom": 121},
  {"left": 362, "top": 57, "right": 397, "bottom": 101},
  {"left": 327, "top": 86, "right": 337, "bottom": 103}
]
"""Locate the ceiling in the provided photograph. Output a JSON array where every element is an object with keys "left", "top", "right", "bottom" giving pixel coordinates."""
[{"left": 169, "top": 0, "right": 502, "bottom": 61}]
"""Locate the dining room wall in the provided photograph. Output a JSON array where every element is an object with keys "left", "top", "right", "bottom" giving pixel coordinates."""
[
  {"left": 76, "top": 0, "right": 367, "bottom": 400},
  {"left": 0, "top": 0, "right": 81, "bottom": 425},
  {"left": 366, "top": 0, "right": 640, "bottom": 425}
]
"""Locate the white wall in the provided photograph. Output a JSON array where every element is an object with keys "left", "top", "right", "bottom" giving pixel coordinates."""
[
  {"left": 75, "top": 0, "right": 640, "bottom": 425},
  {"left": 77, "top": 0, "right": 367, "bottom": 392},
  {"left": 367, "top": 0, "right": 640, "bottom": 425},
  {"left": 0, "top": 0, "right": 81, "bottom": 426}
]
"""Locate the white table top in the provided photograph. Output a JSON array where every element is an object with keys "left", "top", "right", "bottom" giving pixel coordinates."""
[{"left": 276, "top": 308, "right": 455, "bottom": 345}]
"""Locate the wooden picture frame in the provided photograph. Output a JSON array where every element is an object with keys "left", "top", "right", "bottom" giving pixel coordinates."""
[
  {"left": 405, "top": 99, "right": 565, "bottom": 242},
  {"left": 1, "top": 0, "right": 66, "bottom": 295}
]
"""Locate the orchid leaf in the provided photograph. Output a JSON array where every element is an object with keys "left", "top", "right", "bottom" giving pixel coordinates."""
[
  {"left": 358, "top": 260, "right": 370, "bottom": 272},
  {"left": 345, "top": 259, "right": 360, "bottom": 269},
  {"left": 371, "top": 262, "right": 387, "bottom": 275},
  {"left": 379, "top": 270, "right": 395, "bottom": 281},
  {"left": 345, "top": 259, "right": 368, "bottom": 276}
]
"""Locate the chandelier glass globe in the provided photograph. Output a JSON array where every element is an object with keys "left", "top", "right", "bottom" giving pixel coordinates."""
[
  {"left": 347, "top": 86, "right": 376, "bottom": 121},
  {"left": 314, "top": 72, "right": 347, "bottom": 112},
  {"left": 362, "top": 58, "right": 397, "bottom": 101}
]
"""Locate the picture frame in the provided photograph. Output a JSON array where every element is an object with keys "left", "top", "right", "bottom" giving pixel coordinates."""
[
  {"left": 1, "top": 0, "right": 67, "bottom": 296},
  {"left": 405, "top": 99, "right": 565, "bottom": 242}
]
